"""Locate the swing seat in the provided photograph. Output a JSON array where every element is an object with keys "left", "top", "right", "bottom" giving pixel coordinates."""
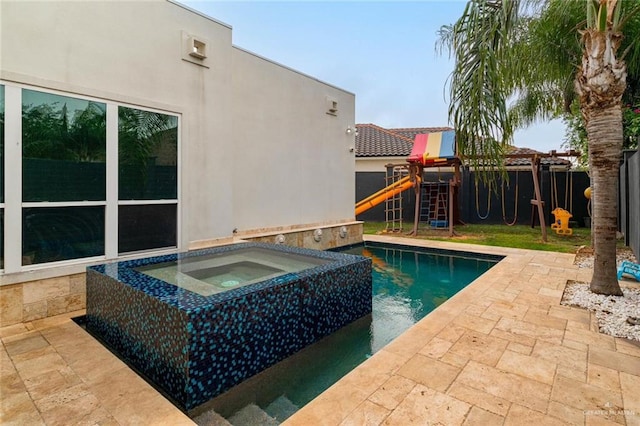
[
  {"left": 551, "top": 208, "right": 573, "bottom": 236},
  {"left": 617, "top": 260, "right": 640, "bottom": 282}
]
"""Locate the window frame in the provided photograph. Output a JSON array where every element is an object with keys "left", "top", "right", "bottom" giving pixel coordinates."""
[
  {"left": 0, "top": 85, "right": 5, "bottom": 271},
  {"left": 116, "top": 104, "right": 179, "bottom": 256},
  {"left": 0, "top": 81, "right": 180, "bottom": 274}
]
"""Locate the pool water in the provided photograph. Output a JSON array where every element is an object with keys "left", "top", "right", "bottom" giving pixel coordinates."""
[
  {"left": 354, "top": 243, "right": 498, "bottom": 353},
  {"left": 199, "top": 242, "right": 501, "bottom": 422},
  {"left": 184, "top": 261, "right": 282, "bottom": 287}
]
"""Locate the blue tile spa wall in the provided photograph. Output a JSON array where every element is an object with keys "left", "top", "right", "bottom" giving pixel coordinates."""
[{"left": 85, "top": 243, "right": 372, "bottom": 410}]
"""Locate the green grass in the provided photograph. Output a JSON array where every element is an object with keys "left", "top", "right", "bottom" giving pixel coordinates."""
[{"left": 362, "top": 222, "right": 594, "bottom": 253}]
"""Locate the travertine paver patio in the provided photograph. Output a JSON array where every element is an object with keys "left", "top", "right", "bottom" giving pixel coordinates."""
[
  {"left": 286, "top": 235, "right": 640, "bottom": 426},
  {"left": 2, "top": 235, "right": 639, "bottom": 425}
]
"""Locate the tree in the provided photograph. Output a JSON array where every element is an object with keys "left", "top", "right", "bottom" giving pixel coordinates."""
[
  {"left": 439, "top": 0, "right": 640, "bottom": 296},
  {"left": 565, "top": 101, "right": 640, "bottom": 168},
  {"left": 564, "top": 31, "right": 640, "bottom": 168}
]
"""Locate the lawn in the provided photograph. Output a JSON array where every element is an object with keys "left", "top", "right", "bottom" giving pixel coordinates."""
[{"left": 362, "top": 222, "right": 595, "bottom": 253}]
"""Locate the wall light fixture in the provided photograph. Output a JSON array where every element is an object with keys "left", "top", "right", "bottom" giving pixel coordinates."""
[{"left": 346, "top": 126, "right": 358, "bottom": 136}]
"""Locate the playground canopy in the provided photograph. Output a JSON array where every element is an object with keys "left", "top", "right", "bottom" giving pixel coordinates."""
[{"left": 407, "top": 130, "right": 456, "bottom": 166}]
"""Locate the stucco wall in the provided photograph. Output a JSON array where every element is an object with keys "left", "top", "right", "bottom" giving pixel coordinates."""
[
  {"left": 355, "top": 157, "right": 403, "bottom": 173},
  {"left": 1, "top": 0, "right": 358, "bottom": 321},
  {"left": 1, "top": 0, "right": 356, "bottom": 266},
  {"left": 231, "top": 47, "right": 356, "bottom": 231},
  {"left": 1, "top": 0, "right": 235, "bottom": 249}
]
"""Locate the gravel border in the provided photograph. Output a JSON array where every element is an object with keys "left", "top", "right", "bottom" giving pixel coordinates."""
[
  {"left": 562, "top": 281, "right": 640, "bottom": 342},
  {"left": 573, "top": 246, "right": 637, "bottom": 269},
  {"left": 564, "top": 248, "right": 640, "bottom": 343}
]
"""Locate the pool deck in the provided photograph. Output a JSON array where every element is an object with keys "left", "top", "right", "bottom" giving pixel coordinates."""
[{"left": 2, "top": 235, "right": 639, "bottom": 425}]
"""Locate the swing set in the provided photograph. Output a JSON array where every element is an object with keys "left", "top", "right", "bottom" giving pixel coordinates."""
[
  {"left": 549, "top": 167, "right": 574, "bottom": 235},
  {"left": 355, "top": 129, "right": 580, "bottom": 242},
  {"left": 474, "top": 172, "right": 521, "bottom": 226},
  {"left": 473, "top": 150, "right": 580, "bottom": 242}
]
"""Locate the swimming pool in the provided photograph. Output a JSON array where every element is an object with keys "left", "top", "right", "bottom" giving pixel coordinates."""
[{"left": 196, "top": 241, "right": 502, "bottom": 422}]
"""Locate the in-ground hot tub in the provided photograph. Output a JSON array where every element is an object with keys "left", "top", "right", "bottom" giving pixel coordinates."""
[
  {"left": 86, "top": 242, "right": 372, "bottom": 410},
  {"left": 135, "top": 246, "right": 333, "bottom": 296}
]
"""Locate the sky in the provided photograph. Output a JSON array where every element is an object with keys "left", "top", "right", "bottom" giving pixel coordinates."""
[{"left": 183, "top": 0, "right": 568, "bottom": 153}]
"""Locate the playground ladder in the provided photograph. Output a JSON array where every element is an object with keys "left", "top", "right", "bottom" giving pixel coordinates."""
[
  {"left": 418, "top": 184, "right": 432, "bottom": 226},
  {"left": 419, "top": 182, "right": 449, "bottom": 228},
  {"left": 384, "top": 166, "right": 405, "bottom": 233}
]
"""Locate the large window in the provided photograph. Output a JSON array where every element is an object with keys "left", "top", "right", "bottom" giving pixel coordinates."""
[
  {"left": 118, "top": 106, "right": 178, "bottom": 253},
  {"left": 22, "top": 90, "right": 106, "bottom": 202},
  {"left": 0, "top": 84, "right": 179, "bottom": 271},
  {"left": 118, "top": 107, "right": 177, "bottom": 200},
  {"left": 118, "top": 204, "right": 177, "bottom": 253},
  {"left": 21, "top": 90, "right": 106, "bottom": 265},
  {"left": 22, "top": 207, "right": 105, "bottom": 264}
]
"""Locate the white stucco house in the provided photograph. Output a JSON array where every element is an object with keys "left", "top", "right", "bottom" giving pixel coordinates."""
[{"left": 0, "top": 0, "right": 360, "bottom": 325}]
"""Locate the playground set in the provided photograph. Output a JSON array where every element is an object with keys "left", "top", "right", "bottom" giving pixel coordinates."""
[
  {"left": 355, "top": 131, "right": 583, "bottom": 242},
  {"left": 355, "top": 130, "right": 461, "bottom": 237}
]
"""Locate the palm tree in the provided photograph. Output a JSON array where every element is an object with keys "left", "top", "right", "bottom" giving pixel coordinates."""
[{"left": 439, "top": 0, "right": 640, "bottom": 296}]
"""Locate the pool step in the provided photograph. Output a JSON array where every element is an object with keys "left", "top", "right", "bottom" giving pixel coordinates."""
[
  {"left": 228, "top": 403, "right": 279, "bottom": 426},
  {"left": 192, "top": 409, "right": 232, "bottom": 426},
  {"left": 264, "top": 395, "right": 299, "bottom": 422}
]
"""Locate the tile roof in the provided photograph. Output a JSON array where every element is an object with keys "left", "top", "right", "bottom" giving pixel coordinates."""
[
  {"left": 354, "top": 124, "right": 453, "bottom": 158},
  {"left": 355, "top": 124, "right": 571, "bottom": 167},
  {"left": 502, "top": 146, "right": 572, "bottom": 167},
  {"left": 354, "top": 124, "right": 414, "bottom": 157},
  {"left": 389, "top": 126, "right": 454, "bottom": 143}
]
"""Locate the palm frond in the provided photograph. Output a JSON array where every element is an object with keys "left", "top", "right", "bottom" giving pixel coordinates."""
[{"left": 440, "top": 0, "right": 523, "bottom": 184}]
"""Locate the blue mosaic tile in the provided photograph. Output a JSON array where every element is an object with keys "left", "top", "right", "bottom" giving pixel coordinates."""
[{"left": 86, "top": 242, "right": 372, "bottom": 410}]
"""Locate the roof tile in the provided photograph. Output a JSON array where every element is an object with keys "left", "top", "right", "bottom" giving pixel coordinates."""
[
  {"left": 355, "top": 124, "right": 570, "bottom": 166},
  {"left": 354, "top": 124, "right": 414, "bottom": 157}
]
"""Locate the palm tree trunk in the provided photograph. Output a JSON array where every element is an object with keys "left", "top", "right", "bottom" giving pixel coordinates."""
[
  {"left": 587, "top": 107, "right": 623, "bottom": 295},
  {"left": 576, "top": 25, "right": 625, "bottom": 296}
]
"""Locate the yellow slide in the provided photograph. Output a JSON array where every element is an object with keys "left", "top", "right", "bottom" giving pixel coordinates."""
[{"left": 355, "top": 176, "right": 415, "bottom": 216}]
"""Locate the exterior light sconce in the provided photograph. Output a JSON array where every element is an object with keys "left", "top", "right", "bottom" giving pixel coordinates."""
[
  {"left": 339, "top": 226, "right": 348, "bottom": 239},
  {"left": 345, "top": 126, "right": 358, "bottom": 136},
  {"left": 313, "top": 229, "right": 323, "bottom": 242},
  {"left": 275, "top": 234, "right": 286, "bottom": 244}
]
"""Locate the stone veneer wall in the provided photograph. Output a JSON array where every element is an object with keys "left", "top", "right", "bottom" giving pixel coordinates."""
[
  {"left": 243, "top": 222, "right": 363, "bottom": 250},
  {"left": 0, "top": 274, "right": 86, "bottom": 326},
  {"left": 0, "top": 223, "right": 364, "bottom": 326}
]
